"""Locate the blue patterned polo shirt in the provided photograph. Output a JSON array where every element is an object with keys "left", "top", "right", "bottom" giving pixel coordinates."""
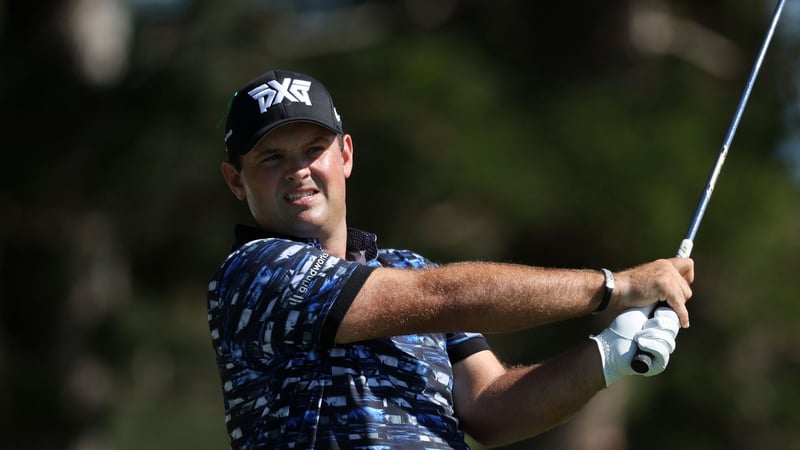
[{"left": 208, "top": 225, "right": 491, "bottom": 449}]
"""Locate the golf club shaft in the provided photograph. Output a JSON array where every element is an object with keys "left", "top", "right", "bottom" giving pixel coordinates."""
[{"left": 630, "top": 0, "right": 786, "bottom": 374}]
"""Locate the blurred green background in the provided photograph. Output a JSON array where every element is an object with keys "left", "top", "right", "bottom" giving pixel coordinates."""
[{"left": 2, "top": 0, "right": 799, "bottom": 449}]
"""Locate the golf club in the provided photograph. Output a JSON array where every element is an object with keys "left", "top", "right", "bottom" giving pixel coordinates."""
[{"left": 631, "top": 0, "right": 787, "bottom": 374}]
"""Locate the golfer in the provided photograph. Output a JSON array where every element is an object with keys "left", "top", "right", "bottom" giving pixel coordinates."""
[{"left": 208, "top": 69, "right": 694, "bottom": 449}]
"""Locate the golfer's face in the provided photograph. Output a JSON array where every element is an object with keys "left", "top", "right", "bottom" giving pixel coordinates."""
[{"left": 238, "top": 122, "right": 353, "bottom": 239}]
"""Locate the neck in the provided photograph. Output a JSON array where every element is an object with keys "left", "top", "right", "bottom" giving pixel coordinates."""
[
  {"left": 319, "top": 234, "right": 347, "bottom": 259},
  {"left": 312, "top": 221, "right": 349, "bottom": 259}
]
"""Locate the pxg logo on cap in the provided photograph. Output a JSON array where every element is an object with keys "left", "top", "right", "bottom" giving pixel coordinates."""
[
  {"left": 224, "top": 70, "right": 343, "bottom": 158},
  {"left": 249, "top": 78, "right": 313, "bottom": 113}
]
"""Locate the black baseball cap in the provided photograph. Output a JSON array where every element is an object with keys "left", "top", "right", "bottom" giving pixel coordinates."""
[{"left": 223, "top": 69, "right": 343, "bottom": 158}]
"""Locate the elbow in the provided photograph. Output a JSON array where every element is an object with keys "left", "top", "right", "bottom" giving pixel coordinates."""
[
  {"left": 461, "top": 413, "right": 563, "bottom": 448},
  {"left": 459, "top": 413, "right": 529, "bottom": 449},
  {"left": 464, "top": 426, "right": 518, "bottom": 449}
]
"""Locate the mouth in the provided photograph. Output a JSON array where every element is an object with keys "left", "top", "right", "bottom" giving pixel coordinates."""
[{"left": 285, "top": 189, "right": 318, "bottom": 202}]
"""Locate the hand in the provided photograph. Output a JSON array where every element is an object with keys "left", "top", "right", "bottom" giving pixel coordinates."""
[
  {"left": 612, "top": 258, "right": 694, "bottom": 328},
  {"left": 590, "top": 306, "right": 681, "bottom": 386},
  {"left": 634, "top": 306, "right": 681, "bottom": 372}
]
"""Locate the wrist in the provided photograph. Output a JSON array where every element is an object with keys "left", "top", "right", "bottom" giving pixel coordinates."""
[{"left": 592, "top": 268, "right": 614, "bottom": 314}]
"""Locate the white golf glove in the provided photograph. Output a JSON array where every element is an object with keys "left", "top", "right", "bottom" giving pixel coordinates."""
[{"left": 590, "top": 306, "right": 681, "bottom": 386}]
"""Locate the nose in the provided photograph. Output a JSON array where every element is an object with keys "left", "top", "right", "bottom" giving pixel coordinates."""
[{"left": 285, "top": 154, "right": 311, "bottom": 182}]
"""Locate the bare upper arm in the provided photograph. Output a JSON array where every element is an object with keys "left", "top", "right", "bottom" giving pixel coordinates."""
[
  {"left": 451, "top": 350, "right": 507, "bottom": 436},
  {"left": 335, "top": 266, "right": 449, "bottom": 344}
]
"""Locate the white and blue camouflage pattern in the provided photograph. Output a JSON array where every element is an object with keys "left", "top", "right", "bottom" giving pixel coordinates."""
[{"left": 208, "top": 228, "right": 490, "bottom": 449}]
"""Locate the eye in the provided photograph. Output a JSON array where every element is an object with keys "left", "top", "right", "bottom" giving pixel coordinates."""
[
  {"left": 260, "top": 153, "right": 282, "bottom": 165},
  {"left": 307, "top": 146, "right": 325, "bottom": 157}
]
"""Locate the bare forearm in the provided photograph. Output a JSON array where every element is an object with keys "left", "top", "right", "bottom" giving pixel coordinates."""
[
  {"left": 339, "top": 262, "right": 605, "bottom": 343},
  {"left": 339, "top": 257, "right": 694, "bottom": 344},
  {"left": 420, "top": 262, "right": 604, "bottom": 330},
  {"left": 461, "top": 340, "right": 605, "bottom": 447}
]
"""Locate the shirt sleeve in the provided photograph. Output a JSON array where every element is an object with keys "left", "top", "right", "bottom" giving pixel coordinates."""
[
  {"left": 446, "top": 332, "right": 492, "bottom": 364},
  {"left": 209, "top": 238, "right": 375, "bottom": 360}
]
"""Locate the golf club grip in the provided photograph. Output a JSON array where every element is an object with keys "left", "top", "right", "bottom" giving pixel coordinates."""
[
  {"left": 631, "top": 351, "right": 654, "bottom": 374},
  {"left": 630, "top": 239, "right": 693, "bottom": 374}
]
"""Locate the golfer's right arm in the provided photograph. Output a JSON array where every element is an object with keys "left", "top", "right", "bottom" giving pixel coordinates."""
[{"left": 335, "top": 258, "right": 693, "bottom": 344}]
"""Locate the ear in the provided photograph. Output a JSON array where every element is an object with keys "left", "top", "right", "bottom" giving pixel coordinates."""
[
  {"left": 341, "top": 134, "right": 354, "bottom": 179},
  {"left": 221, "top": 161, "right": 247, "bottom": 201}
]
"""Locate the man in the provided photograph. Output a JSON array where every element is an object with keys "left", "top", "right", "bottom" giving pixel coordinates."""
[{"left": 208, "top": 69, "right": 694, "bottom": 449}]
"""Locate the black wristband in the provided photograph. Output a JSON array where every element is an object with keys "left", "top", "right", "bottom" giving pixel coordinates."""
[{"left": 593, "top": 268, "right": 614, "bottom": 314}]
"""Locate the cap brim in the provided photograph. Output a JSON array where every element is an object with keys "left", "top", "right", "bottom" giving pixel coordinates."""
[{"left": 240, "top": 118, "right": 343, "bottom": 156}]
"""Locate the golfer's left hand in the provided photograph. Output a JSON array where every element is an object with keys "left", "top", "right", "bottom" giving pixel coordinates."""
[{"left": 590, "top": 305, "right": 681, "bottom": 386}]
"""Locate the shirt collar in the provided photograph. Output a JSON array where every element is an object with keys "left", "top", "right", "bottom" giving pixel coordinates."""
[{"left": 232, "top": 224, "right": 379, "bottom": 263}]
